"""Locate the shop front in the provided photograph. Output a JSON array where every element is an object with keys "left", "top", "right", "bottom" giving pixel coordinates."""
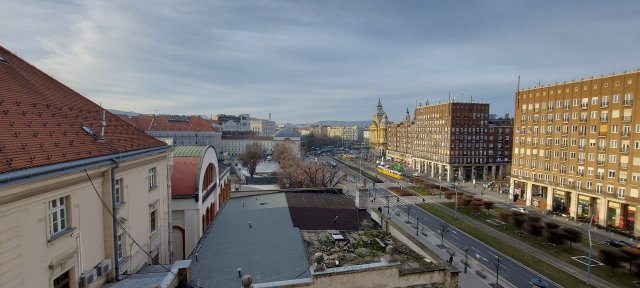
[
  {"left": 576, "top": 195, "right": 598, "bottom": 223},
  {"left": 607, "top": 201, "right": 636, "bottom": 232},
  {"left": 552, "top": 190, "right": 570, "bottom": 215},
  {"left": 512, "top": 180, "right": 526, "bottom": 203},
  {"left": 531, "top": 184, "right": 547, "bottom": 210}
]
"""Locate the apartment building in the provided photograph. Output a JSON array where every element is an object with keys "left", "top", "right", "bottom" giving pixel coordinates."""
[
  {"left": 119, "top": 114, "right": 222, "bottom": 152},
  {"left": 409, "top": 102, "right": 512, "bottom": 182},
  {"left": 512, "top": 71, "right": 640, "bottom": 235},
  {"left": 0, "top": 45, "right": 172, "bottom": 287},
  {"left": 250, "top": 117, "right": 277, "bottom": 136},
  {"left": 387, "top": 109, "right": 413, "bottom": 165}
]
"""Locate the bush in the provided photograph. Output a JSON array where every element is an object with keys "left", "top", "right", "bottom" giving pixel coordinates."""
[
  {"left": 544, "top": 221, "right": 560, "bottom": 230},
  {"left": 546, "top": 229, "right": 568, "bottom": 248},
  {"left": 528, "top": 222, "right": 545, "bottom": 239},
  {"left": 527, "top": 215, "right": 542, "bottom": 223},
  {"left": 513, "top": 215, "right": 527, "bottom": 233},
  {"left": 620, "top": 247, "right": 640, "bottom": 271},
  {"left": 563, "top": 227, "right": 582, "bottom": 249},
  {"left": 599, "top": 247, "right": 624, "bottom": 276},
  {"left": 483, "top": 201, "right": 494, "bottom": 211},
  {"left": 497, "top": 211, "right": 512, "bottom": 230}
]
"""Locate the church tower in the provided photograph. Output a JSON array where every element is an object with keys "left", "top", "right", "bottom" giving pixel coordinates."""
[{"left": 368, "top": 99, "right": 389, "bottom": 156}]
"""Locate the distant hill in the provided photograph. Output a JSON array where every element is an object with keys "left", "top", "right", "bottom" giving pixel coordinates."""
[{"left": 108, "top": 109, "right": 140, "bottom": 116}]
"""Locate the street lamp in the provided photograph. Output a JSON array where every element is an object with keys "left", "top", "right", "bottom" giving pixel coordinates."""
[
  {"left": 464, "top": 247, "right": 469, "bottom": 273},
  {"left": 587, "top": 209, "right": 598, "bottom": 286},
  {"left": 416, "top": 217, "right": 420, "bottom": 236},
  {"left": 454, "top": 184, "right": 458, "bottom": 219}
]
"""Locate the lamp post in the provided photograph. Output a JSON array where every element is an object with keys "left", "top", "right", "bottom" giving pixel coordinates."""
[
  {"left": 438, "top": 173, "right": 443, "bottom": 199},
  {"left": 454, "top": 184, "right": 458, "bottom": 219},
  {"left": 416, "top": 217, "right": 420, "bottom": 236},
  {"left": 587, "top": 209, "right": 598, "bottom": 286},
  {"left": 464, "top": 247, "right": 469, "bottom": 273}
]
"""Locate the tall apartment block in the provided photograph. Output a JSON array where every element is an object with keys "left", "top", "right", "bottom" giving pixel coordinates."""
[
  {"left": 512, "top": 70, "right": 640, "bottom": 235},
  {"left": 383, "top": 101, "right": 512, "bottom": 183}
]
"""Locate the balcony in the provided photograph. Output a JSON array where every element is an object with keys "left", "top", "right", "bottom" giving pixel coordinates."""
[
  {"left": 622, "top": 131, "right": 631, "bottom": 137},
  {"left": 578, "top": 145, "right": 585, "bottom": 150},
  {"left": 561, "top": 145, "right": 568, "bottom": 149},
  {"left": 548, "top": 118, "right": 553, "bottom": 123},
  {"left": 578, "top": 159, "right": 585, "bottom": 164},
  {"left": 563, "top": 118, "right": 570, "bottom": 123},
  {"left": 599, "top": 131, "right": 607, "bottom": 137},
  {"left": 621, "top": 147, "right": 630, "bottom": 154},
  {"left": 625, "top": 99, "right": 633, "bottom": 106},
  {"left": 621, "top": 163, "right": 629, "bottom": 169},
  {"left": 562, "top": 131, "right": 568, "bottom": 136},
  {"left": 579, "top": 131, "right": 586, "bottom": 136},
  {"left": 577, "top": 172, "right": 584, "bottom": 177},
  {"left": 579, "top": 117, "right": 587, "bottom": 123},
  {"left": 545, "top": 156, "right": 551, "bottom": 160},
  {"left": 596, "top": 175, "right": 604, "bottom": 180},
  {"left": 581, "top": 104, "right": 588, "bottom": 109},
  {"left": 597, "top": 160, "right": 605, "bottom": 166},
  {"left": 598, "top": 146, "right": 606, "bottom": 152},
  {"left": 546, "top": 131, "right": 552, "bottom": 135},
  {"left": 623, "top": 116, "right": 632, "bottom": 122},
  {"left": 600, "top": 117, "right": 608, "bottom": 122},
  {"left": 561, "top": 157, "right": 567, "bottom": 162},
  {"left": 564, "top": 105, "right": 571, "bottom": 110},
  {"left": 601, "top": 102, "right": 609, "bottom": 108},
  {"left": 545, "top": 143, "right": 551, "bottom": 148}
]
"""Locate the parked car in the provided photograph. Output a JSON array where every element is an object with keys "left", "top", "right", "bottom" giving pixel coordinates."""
[
  {"left": 412, "top": 172, "right": 421, "bottom": 176},
  {"left": 510, "top": 207, "right": 528, "bottom": 214},
  {"left": 447, "top": 183, "right": 457, "bottom": 188},
  {"left": 605, "top": 240, "right": 633, "bottom": 248}
]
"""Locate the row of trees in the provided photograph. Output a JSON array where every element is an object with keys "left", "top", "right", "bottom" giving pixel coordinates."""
[
  {"left": 272, "top": 142, "right": 347, "bottom": 188},
  {"left": 599, "top": 246, "right": 640, "bottom": 276},
  {"left": 496, "top": 211, "right": 582, "bottom": 249}
]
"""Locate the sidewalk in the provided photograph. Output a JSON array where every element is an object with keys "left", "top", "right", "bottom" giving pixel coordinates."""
[{"left": 381, "top": 204, "right": 517, "bottom": 288}]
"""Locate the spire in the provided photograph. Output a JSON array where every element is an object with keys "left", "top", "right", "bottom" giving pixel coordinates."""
[
  {"left": 405, "top": 108, "right": 410, "bottom": 122},
  {"left": 376, "top": 98, "right": 385, "bottom": 115}
]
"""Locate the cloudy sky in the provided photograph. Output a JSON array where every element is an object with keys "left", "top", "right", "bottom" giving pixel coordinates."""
[{"left": 1, "top": 1, "right": 639, "bottom": 123}]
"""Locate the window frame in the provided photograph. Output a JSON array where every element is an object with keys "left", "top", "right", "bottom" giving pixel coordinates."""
[{"left": 48, "top": 196, "right": 69, "bottom": 239}]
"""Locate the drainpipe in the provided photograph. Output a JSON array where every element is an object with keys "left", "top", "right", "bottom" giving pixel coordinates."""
[
  {"left": 110, "top": 158, "right": 121, "bottom": 281},
  {"left": 167, "top": 153, "right": 174, "bottom": 263}
]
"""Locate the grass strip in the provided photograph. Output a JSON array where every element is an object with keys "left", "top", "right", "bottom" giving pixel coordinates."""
[{"left": 418, "top": 203, "right": 589, "bottom": 288}]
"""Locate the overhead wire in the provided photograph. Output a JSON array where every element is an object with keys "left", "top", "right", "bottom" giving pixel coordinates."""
[{"left": 83, "top": 169, "right": 206, "bottom": 288}]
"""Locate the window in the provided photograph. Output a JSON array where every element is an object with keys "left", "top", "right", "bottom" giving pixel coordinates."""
[
  {"left": 115, "top": 178, "right": 123, "bottom": 205},
  {"left": 117, "top": 233, "right": 124, "bottom": 260},
  {"left": 148, "top": 167, "right": 157, "bottom": 190},
  {"left": 53, "top": 270, "right": 71, "bottom": 288},
  {"left": 618, "top": 188, "right": 625, "bottom": 198},
  {"left": 608, "top": 170, "right": 616, "bottom": 179},
  {"left": 150, "top": 209, "right": 157, "bottom": 233},
  {"left": 49, "top": 197, "right": 68, "bottom": 238}
]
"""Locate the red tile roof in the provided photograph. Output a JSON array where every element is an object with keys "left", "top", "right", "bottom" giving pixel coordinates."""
[
  {"left": 0, "top": 45, "right": 167, "bottom": 174},
  {"left": 117, "top": 114, "right": 219, "bottom": 132},
  {"left": 171, "top": 157, "right": 200, "bottom": 197}
]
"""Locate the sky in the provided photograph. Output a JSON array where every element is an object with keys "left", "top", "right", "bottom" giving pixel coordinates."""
[{"left": 1, "top": 1, "right": 639, "bottom": 124}]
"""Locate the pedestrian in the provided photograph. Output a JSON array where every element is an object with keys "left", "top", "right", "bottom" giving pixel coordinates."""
[
  {"left": 448, "top": 255, "right": 453, "bottom": 264},
  {"left": 248, "top": 221, "right": 252, "bottom": 228}
]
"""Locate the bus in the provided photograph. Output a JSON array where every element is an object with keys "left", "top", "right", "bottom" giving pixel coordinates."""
[{"left": 377, "top": 165, "right": 403, "bottom": 180}]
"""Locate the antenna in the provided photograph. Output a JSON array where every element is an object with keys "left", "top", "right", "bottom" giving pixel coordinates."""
[{"left": 100, "top": 110, "right": 106, "bottom": 140}]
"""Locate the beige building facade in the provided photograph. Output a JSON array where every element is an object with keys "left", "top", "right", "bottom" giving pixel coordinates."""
[
  {"left": 0, "top": 44, "right": 172, "bottom": 288},
  {"left": 512, "top": 71, "right": 640, "bottom": 235},
  {"left": 369, "top": 99, "right": 390, "bottom": 156}
]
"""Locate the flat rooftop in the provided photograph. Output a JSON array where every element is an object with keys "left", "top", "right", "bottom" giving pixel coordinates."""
[{"left": 190, "top": 193, "right": 310, "bottom": 288}]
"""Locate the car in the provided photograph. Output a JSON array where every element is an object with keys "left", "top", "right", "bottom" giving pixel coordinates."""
[
  {"left": 412, "top": 172, "right": 421, "bottom": 176},
  {"left": 605, "top": 240, "right": 633, "bottom": 248},
  {"left": 447, "top": 183, "right": 457, "bottom": 188},
  {"left": 510, "top": 207, "right": 528, "bottom": 214}
]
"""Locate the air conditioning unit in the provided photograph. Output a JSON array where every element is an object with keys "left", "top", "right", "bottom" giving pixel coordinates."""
[
  {"left": 96, "top": 259, "right": 112, "bottom": 276},
  {"left": 79, "top": 269, "right": 97, "bottom": 288}
]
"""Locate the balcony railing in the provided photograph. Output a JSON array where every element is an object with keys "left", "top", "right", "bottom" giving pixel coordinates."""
[
  {"left": 581, "top": 104, "right": 588, "bottom": 109},
  {"left": 546, "top": 131, "right": 552, "bottom": 135},
  {"left": 621, "top": 147, "right": 630, "bottom": 154},
  {"left": 577, "top": 172, "right": 584, "bottom": 177},
  {"left": 578, "top": 159, "right": 585, "bottom": 164},
  {"left": 580, "top": 117, "right": 587, "bottom": 123},
  {"left": 622, "top": 131, "right": 631, "bottom": 137},
  {"left": 564, "top": 105, "right": 571, "bottom": 110},
  {"left": 623, "top": 116, "right": 632, "bottom": 122},
  {"left": 596, "top": 175, "right": 604, "bottom": 180},
  {"left": 600, "top": 117, "right": 608, "bottom": 122},
  {"left": 625, "top": 99, "right": 633, "bottom": 106},
  {"left": 548, "top": 118, "right": 553, "bottom": 123},
  {"left": 597, "top": 160, "right": 605, "bottom": 166},
  {"left": 601, "top": 102, "right": 609, "bottom": 108},
  {"left": 598, "top": 146, "right": 606, "bottom": 152},
  {"left": 621, "top": 163, "right": 629, "bottom": 169},
  {"left": 578, "top": 145, "right": 585, "bottom": 150}
]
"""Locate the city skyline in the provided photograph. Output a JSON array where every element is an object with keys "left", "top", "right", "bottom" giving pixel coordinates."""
[{"left": 1, "top": 1, "right": 639, "bottom": 123}]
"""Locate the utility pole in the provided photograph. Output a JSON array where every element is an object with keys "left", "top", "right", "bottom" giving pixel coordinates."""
[
  {"left": 587, "top": 209, "right": 598, "bottom": 286},
  {"left": 416, "top": 217, "right": 420, "bottom": 236},
  {"left": 454, "top": 184, "right": 458, "bottom": 219},
  {"left": 464, "top": 247, "right": 469, "bottom": 273}
]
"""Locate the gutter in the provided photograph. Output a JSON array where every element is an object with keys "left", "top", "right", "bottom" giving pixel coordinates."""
[
  {"left": 0, "top": 145, "right": 171, "bottom": 186},
  {"left": 110, "top": 159, "right": 121, "bottom": 281}
]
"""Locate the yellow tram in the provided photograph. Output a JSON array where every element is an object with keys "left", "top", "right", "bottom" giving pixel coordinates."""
[{"left": 377, "top": 166, "right": 403, "bottom": 180}]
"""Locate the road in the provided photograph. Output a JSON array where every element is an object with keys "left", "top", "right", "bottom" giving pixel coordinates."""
[{"left": 333, "top": 155, "right": 560, "bottom": 288}]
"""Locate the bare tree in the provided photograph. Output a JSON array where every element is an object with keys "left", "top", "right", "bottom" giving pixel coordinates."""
[
  {"left": 497, "top": 211, "right": 512, "bottom": 230},
  {"left": 527, "top": 222, "right": 545, "bottom": 239},
  {"left": 278, "top": 161, "right": 347, "bottom": 189},
  {"left": 513, "top": 213, "right": 527, "bottom": 234},
  {"left": 563, "top": 227, "right": 582, "bottom": 249},
  {"left": 239, "top": 142, "right": 263, "bottom": 177},
  {"left": 272, "top": 142, "right": 297, "bottom": 168},
  {"left": 599, "top": 247, "right": 624, "bottom": 277},
  {"left": 438, "top": 222, "right": 450, "bottom": 246},
  {"left": 482, "top": 201, "right": 494, "bottom": 214},
  {"left": 546, "top": 229, "right": 568, "bottom": 248}
]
